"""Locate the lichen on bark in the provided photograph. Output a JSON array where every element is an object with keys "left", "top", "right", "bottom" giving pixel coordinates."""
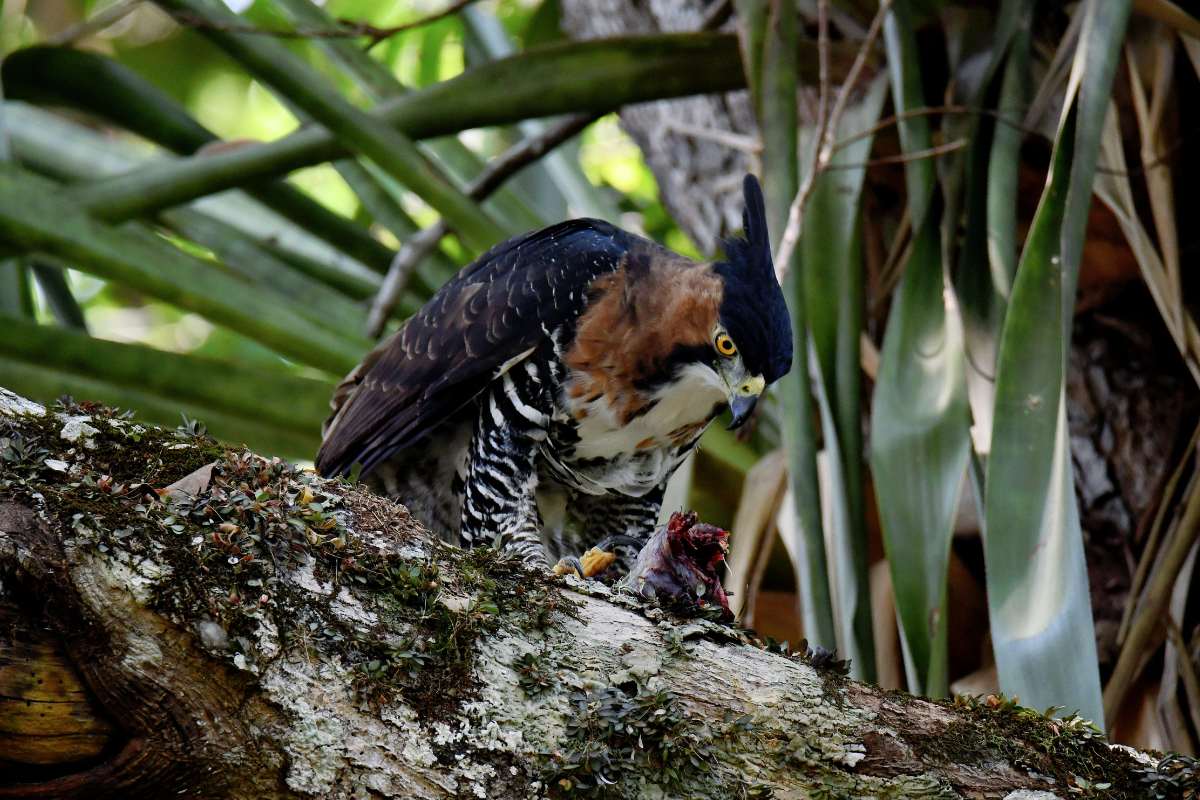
[{"left": 0, "top": 387, "right": 1189, "bottom": 799}]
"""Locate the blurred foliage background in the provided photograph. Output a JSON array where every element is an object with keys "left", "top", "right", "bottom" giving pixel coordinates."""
[{"left": 3, "top": 0, "right": 1200, "bottom": 757}]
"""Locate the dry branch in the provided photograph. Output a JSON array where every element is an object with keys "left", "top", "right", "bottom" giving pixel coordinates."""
[{"left": 0, "top": 387, "right": 1182, "bottom": 799}]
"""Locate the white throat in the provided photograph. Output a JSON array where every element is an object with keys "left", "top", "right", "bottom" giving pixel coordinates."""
[{"left": 565, "top": 362, "right": 726, "bottom": 462}]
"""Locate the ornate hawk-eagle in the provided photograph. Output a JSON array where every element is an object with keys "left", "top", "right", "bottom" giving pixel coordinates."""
[{"left": 317, "top": 175, "right": 791, "bottom": 574}]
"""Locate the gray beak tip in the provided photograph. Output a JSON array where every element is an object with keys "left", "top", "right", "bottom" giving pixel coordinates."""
[{"left": 727, "top": 395, "right": 758, "bottom": 430}]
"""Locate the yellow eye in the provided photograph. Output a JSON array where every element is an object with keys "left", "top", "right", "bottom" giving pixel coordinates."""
[{"left": 715, "top": 333, "right": 737, "bottom": 357}]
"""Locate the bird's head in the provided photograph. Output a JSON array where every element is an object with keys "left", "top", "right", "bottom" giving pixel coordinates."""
[{"left": 709, "top": 175, "right": 794, "bottom": 429}]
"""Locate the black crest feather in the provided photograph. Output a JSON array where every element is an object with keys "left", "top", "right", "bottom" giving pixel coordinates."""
[
  {"left": 741, "top": 173, "right": 771, "bottom": 273},
  {"left": 713, "top": 175, "right": 793, "bottom": 383}
]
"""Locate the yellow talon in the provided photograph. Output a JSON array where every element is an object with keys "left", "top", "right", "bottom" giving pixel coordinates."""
[
  {"left": 552, "top": 558, "right": 581, "bottom": 577},
  {"left": 578, "top": 547, "right": 617, "bottom": 578},
  {"left": 552, "top": 547, "right": 617, "bottom": 579}
]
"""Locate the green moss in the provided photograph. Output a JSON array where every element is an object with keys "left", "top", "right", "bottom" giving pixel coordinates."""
[
  {"left": 0, "top": 404, "right": 226, "bottom": 542},
  {"left": 83, "top": 417, "right": 225, "bottom": 487},
  {"left": 543, "top": 681, "right": 718, "bottom": 797},
  {"left": 44, "top": 398, "right": 223, "bottom": 483},
  {"left": 514, "top": 649, "right": 556, "bottom": 697},
  {"left": 890, "top": 694, "right": 1151, "bottom": 798},
  {"left": 342, "top": 541, "right": 577, "bottom": 717},
  {"left": 456, "top": 545, "right": 580, "bottom": 631},
  {"left": 2, "top": 403, "right": 501, "bottom": 718},
  {"left": 351, "top": 556, "right": 490, "bottom": 716},
  {"left": 540, "top": 679, "right": 772, "bottom": 799}
]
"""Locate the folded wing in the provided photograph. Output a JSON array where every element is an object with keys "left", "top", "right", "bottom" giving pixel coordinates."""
[{"left": 316, "top": 218, "right": 640, "bottom": 477}]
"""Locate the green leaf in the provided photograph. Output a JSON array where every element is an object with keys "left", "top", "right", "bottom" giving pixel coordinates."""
[
  {"left": 800, "top": 73, "right": 889, "bottom": 680},
  {"left": 882, "top": 3, "right": 935, "bottom": 229},
  {"left": 0, "top": 45, "right": 212, "bottom": 155},
  {"left": 870, "top": 220, "right": 970, "bottom": 697},
  {"left": 935, "top": 2, "right": 1035, "bottom": 537},
  {"left": 957, "top": 7, "right": 1033, "bottom": 455},
  {"left": 152, "top": 0, "right": 507, "bottom": 253},
  {"left": 0, "top": 316, "right": 331, "bottom": 435},
  {"left": 461, "top": 6, "right": 616, "bottom": 223},
  {"left": 419, "top": 139, "right": 547, "bottom": 234},
  {"left": 271, "top": 0, "right": 548, "bottom": 236},
  {"left": 0, "top": 356, "right": 323, "bottom": 460},
  {"left": 57, "top": 32, "right": 748, "bottom": 221},
  {"left": 733, "top": 0, "right": 768, "bottom": 112},
  {"left": 270, "top": 0, "right": 402, "bottom": 101},
  {"left": 1058, "top": 0, "right": 1133, "bottom": 324},
  {"left": 340, "top": 160, "right": 423, "bottom": 240},
  {"left": 985, "top": 108, "right": 1102, "bottom": 726},
  {"left": 697, "top": 425, "right": 760, "bottom": 475},
  {"left": 162, "top": 208, "right": 370, "bottom": 339},
  {"left": 984, "top": 0, "right": 1130, "bottom": 729},
  {"left": 0, "top": 83, "right": 33, "bottom": 321},
  {"left": 3, "top": 101, "right": 392, "bottom": 303},
  {"left": 0, "top": 166, "right": 362, "bottom": 375},
  {"left": 754, "top": 0, "right": 836, "bottom": 650},
  {"left": 870, "top": 0, "right": 972, "bottom": 698},
  {"left": 985, "top": 17, "right": 1033, "bottom": 304},
  {"left": 0, "top": 259, "right": 33, "bottom": 319},
  {"left": 269, "top": 0, "right": 547, "bottom": 231},
  {"left": 1, "top": 45, "right": 402, "bottom": 279},
  {"left": 30, "top": 261, "right": 87, "bottom": 331},
  {"left": 349, "top": 160, "right": 464, "bottom": 292}
]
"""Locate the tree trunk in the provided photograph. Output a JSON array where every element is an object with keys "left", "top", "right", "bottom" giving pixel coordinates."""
[
  {"left": 560, "top": 0, "right": 757, "bottom": 256},
  {"left": 0, "top": 388, "right": 1174, "bottom": 799}
]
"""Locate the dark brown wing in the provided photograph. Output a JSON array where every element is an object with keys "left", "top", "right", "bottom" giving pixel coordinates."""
[{"left": 316, "top": 218, "right": 643, "bottom": 477}]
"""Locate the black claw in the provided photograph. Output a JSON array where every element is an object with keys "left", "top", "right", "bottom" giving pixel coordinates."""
[{"left": 594, "top": 534, "right": 643, "bottom": 552}]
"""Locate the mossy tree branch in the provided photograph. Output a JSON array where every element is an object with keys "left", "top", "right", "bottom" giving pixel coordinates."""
[{"left": 0, "top": 387, "right": 1183, "bottom": 799}]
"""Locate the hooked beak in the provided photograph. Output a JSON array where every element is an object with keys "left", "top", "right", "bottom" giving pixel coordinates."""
[
  {"left": 726, "top": 375, "right": 765, "bottom": 430},
  {"left": 727, "top": 395, "right": 758, "bottom": 430}
]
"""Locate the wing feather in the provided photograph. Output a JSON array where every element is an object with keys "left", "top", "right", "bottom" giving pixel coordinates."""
[{"left": 316, "top": 219, "right": 641, "bottom": 477}]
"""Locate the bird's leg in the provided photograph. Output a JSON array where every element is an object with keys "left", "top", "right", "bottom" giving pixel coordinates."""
[
  {"left": 555, "top": 485, "right": 666, "bottom": 579},
  {"left": 551, "top": 534, "right": 644, "bottom": 579},
  {"left": 461, "top": 381, "right": 550, "bottom": 568}
]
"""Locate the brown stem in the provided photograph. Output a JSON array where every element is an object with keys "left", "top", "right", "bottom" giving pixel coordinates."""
[
  {"left": 822, "top": 138, "right": 968, "bottom": 170},
  {"left": 1105, "top": 449, "right": 1200, "bottom": 722},
  {"left": 773, "top": 0, "right": 892, "bottom": 282}
]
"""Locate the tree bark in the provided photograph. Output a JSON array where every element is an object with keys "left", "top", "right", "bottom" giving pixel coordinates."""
[
  {"left": 560, "top": 0, "right": 755, "bottom": 256},
  {"left": 0, "top": 388, "right": 1174, "bottom": 799}
]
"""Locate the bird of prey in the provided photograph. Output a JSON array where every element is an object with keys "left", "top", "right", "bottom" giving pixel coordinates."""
[{"left": 317, "top": 175, "right": 792, "bottom": 574}]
